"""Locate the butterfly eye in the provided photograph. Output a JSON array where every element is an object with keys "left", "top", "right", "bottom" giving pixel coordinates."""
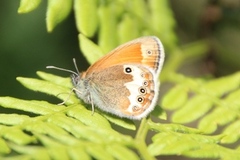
[
  {"left": 139, "top": 87, "right": 147, "bottom": 95},
  {"left": 137, "top": 96, "right": 144, "bottom": 104},
  {"left": 124, "top": 67, "right": 132, "bottom": 73}
]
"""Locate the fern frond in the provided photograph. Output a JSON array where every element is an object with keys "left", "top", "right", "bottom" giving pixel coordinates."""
[
  {"left": 0, "top": 98, "right": 135, "bottom": 159},
  {"left": 1, "top": 71, "right": 240, "bottom": 159},
  {"left": 8, "top": 0, "right": 240, "bottom": 159},
  {"left": 157, "top": 72, "right": 240, "bottom": 159}
]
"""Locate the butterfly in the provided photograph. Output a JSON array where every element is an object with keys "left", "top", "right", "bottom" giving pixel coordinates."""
[{"left": 48, "top": 36, "right": 165, "bottom": 120}]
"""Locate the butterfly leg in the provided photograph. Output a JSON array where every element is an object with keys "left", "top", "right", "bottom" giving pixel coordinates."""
[
  {"left": 89, "top": 93, "right": 95, "bottom": 115},
  {"left": 57, "top": 88, "right": 75, "bottom": 105}
]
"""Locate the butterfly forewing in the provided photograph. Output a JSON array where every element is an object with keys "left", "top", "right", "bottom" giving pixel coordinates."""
[{"left": 85, "top": 36, "right": 163, "bottom": 76}]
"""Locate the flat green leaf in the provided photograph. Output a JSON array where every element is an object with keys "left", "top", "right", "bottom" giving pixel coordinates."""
[
  {"left": 221, "top": 119, "right": 240, "bottom": 144},
  {"left": 98, "top": 4, "right": 118, "bottom": 53},
  {"left": 151, "top": 105, "right": 167, "bottom": 120},
  {"left": 18, "top": 0, "right": 42, "bottom": 13},
  {"left": 162, "top": 85, "right": 188, "bottom": 110},
  {"left": 149, "top": 0, "right": 177, "bottom": 50},
  {"left": 36, "top": 135, "right": 69, "bottom": 159},
  {"left": 17, "top": 77, "right": 79, "bottom": 105},
  {"left": 184, "top": 144, "right": 240, "bottom": 160},
  {"left": 0, "top": 114, "right": 31, "bottom": 126},
  {"left": 130, "top": 0, "right": 148, "bottom": 24},
  {"left": 68, "top": 146, "right": 91, "bottom": 160},
  {"left": 106, "top": 144, "right": 139, "bottom": 160},
  {"left": 118, "top": 14, "right": 140, "bottom": 44},
  {"left": 224, "top": 89, "right": 240, "bottom": 108},
  {"left": 0, "top": 137, "right": 11, "bottom": 154},
  {"left": 198, "top": 106, "right": 238, "bottom": 134},
  {"left": 201, "top": 72, "right": 240, "bottom": 97},
  {"left": 0, "top": 97, "right": 65, "bottom": 115},
  {"left": 66, "top": 106, "right": 111, "bottom": 129},
  {"left": 172, "top": 95, "right": 213, "bottom": 123},
  {"left": 46, "top": 0, "right": 73, "bottom": 32},
  {"left": 86, "top": 145, "right": 114, "bottom": 160},
  {"left": 148, "top": 122, "right": 201, "bottom": 134},
  {"left": 79, "top": 34, "right": 104, "bottom": 64},
  {"left": 102, "top": 113, "right": 136, "bottom": 130},
  {"left": 149, "top": 132, "right": 222, "bottom": 156},
  {"left": 46, "top": 113, "right": 86, "bottom": 138},
  {"left": 25, "top": 121, "right": 71, "bottom": 140},
  {"left": 10, "top": 144, "right": 51, "bottom": 160},
  {"left": 37, "top": 71, "right": 72, "bottom": 88},
  {"left": 1, "top": 127, "right": 36, "bottom": 145},
  {"left": 74, "top": 0, "right": 98, "bottom": 37},
  {"left": 47, "top": 147, "right": 68, "bottom": 160}
]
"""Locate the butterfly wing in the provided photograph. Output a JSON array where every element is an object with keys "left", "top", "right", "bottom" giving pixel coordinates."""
[
  {"left": 84, "top": 36, "right": 164, "bottom": 77},
  {"left": 78, "top": 36, "right": 165, "bottom": 119},
  {"left": 88, "top": 64, "right": 158, "bottom": 119}
]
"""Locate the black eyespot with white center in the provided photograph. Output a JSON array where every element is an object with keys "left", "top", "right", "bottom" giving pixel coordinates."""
[
  {"left": 139, "top": 87, "right": 146, "bottom": 95},
  {"left": 124, "top": 67, "right": 132, "bottom": 74},
  {"left": 137, "top": 96, "right": 144, "bottom": 104}
]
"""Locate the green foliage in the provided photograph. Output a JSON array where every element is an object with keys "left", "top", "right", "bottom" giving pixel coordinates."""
[
  {"left": 46, "top": 0, "right": 73, "bottom": 32},
  {"left": 0, "top": 0, "right": 240, "bottom": 159},
  {"left": 18, "top": 0, "right": 42, "bottom": 13},
  {"left": 1, "top": 71, "right": 240, "bottom": 159}
]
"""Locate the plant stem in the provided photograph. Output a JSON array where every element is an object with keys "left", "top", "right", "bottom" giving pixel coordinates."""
[{"left": 135, "top": 118, "right": 154, "bottom": 160}]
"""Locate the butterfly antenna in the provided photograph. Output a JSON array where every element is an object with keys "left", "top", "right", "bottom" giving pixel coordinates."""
[
  {"left": 46, "top": 66, "right": 78, "bottom": 76},
  {"left": 73, "top": 58, "right": 80, "bottom": 74}
]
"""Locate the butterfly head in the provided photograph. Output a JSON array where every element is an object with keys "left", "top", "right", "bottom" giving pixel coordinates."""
[{"left": 71, "top": 72, "right": 91, "bottom": 104}]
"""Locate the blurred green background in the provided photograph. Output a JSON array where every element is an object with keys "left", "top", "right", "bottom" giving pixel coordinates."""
[
  {"left": 0, "top": 1, "right": 88, "bottom": 102},
  {"left": 0, "top": 0, "right": 239, "bottom": 102}
]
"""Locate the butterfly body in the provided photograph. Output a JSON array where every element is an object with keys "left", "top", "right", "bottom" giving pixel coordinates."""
[{"left": 71, "top": 36, "right": 165, "bottom": 120}]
